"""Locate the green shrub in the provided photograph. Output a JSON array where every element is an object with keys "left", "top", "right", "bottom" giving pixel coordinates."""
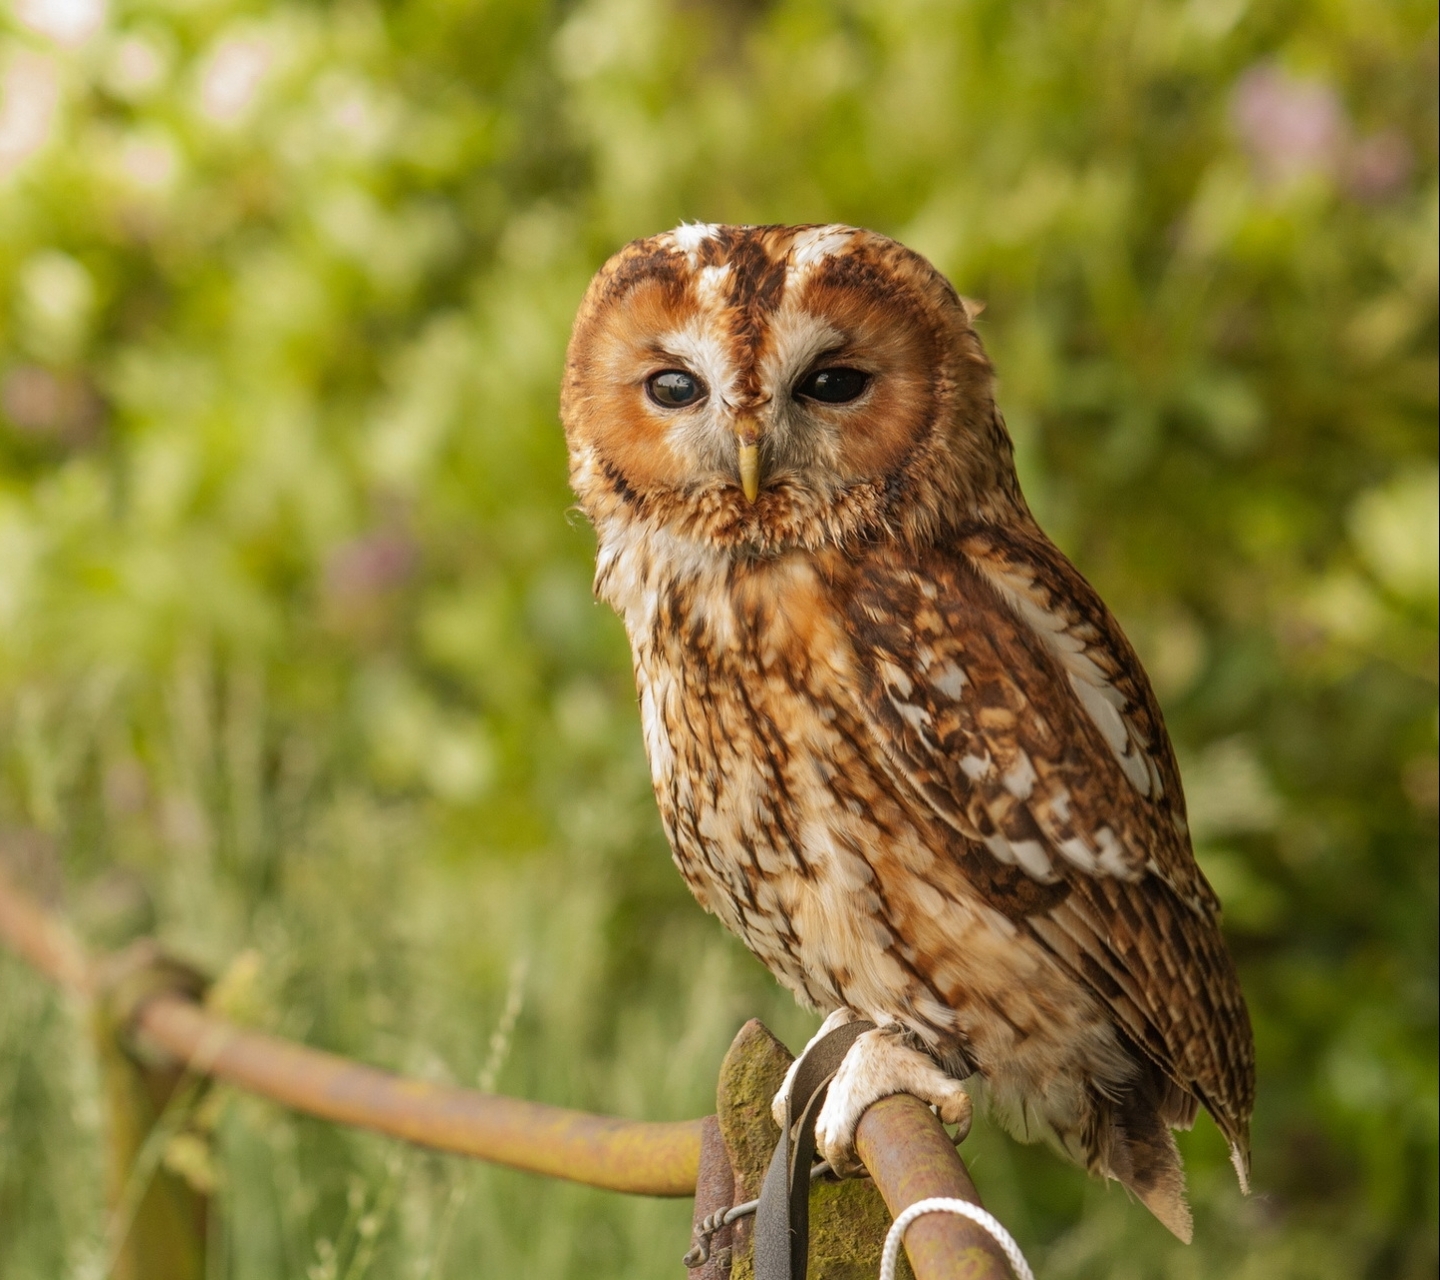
[{"left": 0, "top": 1, "right": 1434, "bottom": 1275}]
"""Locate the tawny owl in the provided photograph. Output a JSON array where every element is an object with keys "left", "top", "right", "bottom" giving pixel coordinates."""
[{"left": 560, "top": 223, "right": 1254, "bottom": 1241}]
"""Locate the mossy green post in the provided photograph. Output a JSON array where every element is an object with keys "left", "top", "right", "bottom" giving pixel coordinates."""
[
  {"left": 717, "top": 1020, "right": 913, "bottom": 1280},
  {"left": 93, "top": 945, "right": 210, "bottom": 1280}
]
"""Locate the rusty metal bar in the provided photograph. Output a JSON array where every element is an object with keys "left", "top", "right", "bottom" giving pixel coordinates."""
[
  {"left": 0, "top": 868, "right": 90, "bottom": 993},
  {"left": 133, "top": 993, "right": 703, "bottom": 1196},
  {"left": 0, "top": 868, "right": 701, "bottom": 1196},
  {"left": 857, "top": 1094, "right": 1013, "bottom": 1279}
]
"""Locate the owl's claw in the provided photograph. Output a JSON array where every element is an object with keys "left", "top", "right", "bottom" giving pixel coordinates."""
[{"left": 812, "top": 1027, "right": 972, "bottom": 1177}]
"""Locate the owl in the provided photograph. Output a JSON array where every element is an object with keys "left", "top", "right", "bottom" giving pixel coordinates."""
[{"left": 561, "top": 223, "right": 1254, "bottom": 1241}]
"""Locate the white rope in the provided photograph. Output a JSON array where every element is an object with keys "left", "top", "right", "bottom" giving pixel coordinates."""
[{"left": 879, "top": 1196, "right": 1036, "bottom": 1280}]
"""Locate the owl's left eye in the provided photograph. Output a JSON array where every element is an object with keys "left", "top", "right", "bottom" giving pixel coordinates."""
[
  {"left": 646, "top": 370, "right": 706, "bottom": 408},
  {"left": 795, "top": 367, "right": 870, "bottom": 404}
]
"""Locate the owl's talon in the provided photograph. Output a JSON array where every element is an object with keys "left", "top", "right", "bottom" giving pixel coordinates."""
[
  {"left": 942, "top": 1100, "right": 974, "bottom": 1145},
  {"left": 812, "top": 1027, "right": 972, "bottom": 1177}
]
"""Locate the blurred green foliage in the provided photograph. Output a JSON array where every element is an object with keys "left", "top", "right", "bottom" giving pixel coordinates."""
[{"left": 0, "top": 0, "right": 1434, "bottom": 1276}]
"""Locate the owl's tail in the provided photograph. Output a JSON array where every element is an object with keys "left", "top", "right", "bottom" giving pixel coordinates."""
[
  {"left": 1086, "top": 1062, "right": 1197, "bottom": 1243},
  {"left": 983, "top": 1041, "right": 1249, "bottom": 1242}
]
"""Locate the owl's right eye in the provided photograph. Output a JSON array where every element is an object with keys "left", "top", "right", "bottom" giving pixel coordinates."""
[{"left": 646, "top": 370, "right": 706, "bottom": 408}]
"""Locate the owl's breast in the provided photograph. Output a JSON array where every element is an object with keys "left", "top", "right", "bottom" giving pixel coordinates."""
[
  {"left": 603, "top": 528, "right": 1115, "bottom": 1088},
  {"left": 617, "top": 540, "right": 946, "bottom": 1015}
]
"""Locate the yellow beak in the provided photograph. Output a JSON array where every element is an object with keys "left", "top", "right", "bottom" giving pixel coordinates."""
[
  {"left": 738, "top": 443, "right": 760, "bottom": 502},
  {"left": 736, "top": 422, "right": 761, "bottom": 502}
]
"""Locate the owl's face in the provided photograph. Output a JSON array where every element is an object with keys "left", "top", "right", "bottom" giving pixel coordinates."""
[{"left": 562, "top": 224, "right": 1023, "bottom": 553}]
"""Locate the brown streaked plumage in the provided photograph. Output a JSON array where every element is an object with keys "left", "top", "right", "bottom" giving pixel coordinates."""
[{"left": 561, "top": 223, "right": 1254, "bottom": 1241}]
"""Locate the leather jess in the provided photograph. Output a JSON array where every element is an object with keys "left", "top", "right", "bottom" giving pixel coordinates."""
[{"left": 752, "top": 1020, "right": 877, "bottom": 1280}]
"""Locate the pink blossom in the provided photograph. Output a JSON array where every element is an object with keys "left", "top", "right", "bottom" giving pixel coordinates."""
[{"left": 1232, "top": 63, "right": 1345, "bottom": 185}]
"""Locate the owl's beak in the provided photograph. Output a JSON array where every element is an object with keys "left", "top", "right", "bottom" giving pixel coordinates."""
[{"left": 736, "top": 424, "right": 761, "bottom": 502}]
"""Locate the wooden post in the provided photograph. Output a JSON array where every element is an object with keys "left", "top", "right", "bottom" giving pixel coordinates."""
[{"left": 93, "top": 943, "right": 211, "bottom": 1280}]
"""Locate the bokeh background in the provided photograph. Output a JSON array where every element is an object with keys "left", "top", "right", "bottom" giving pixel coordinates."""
[{"left": 0, "top": 0, "right": 1435, "bottom": 1276}]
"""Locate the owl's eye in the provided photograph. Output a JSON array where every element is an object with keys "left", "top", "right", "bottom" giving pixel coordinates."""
[
  {"left": 646, "top": 370, "right": 706, "bottom": 408},
  {"left": 795, "top": 367, "right": 870, "bottom": 404}
]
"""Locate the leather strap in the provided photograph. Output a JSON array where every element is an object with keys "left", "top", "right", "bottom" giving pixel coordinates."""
[{"left": 753, "top": 1019, "right": 876, "bottom": 1280}]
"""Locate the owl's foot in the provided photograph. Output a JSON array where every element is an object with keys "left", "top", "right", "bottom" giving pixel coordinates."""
[
  {"left": 813, "top": 1024, "right": 972, "bottom": 1176},
  {"left": 770, "top": 1009, "right": 864, "bottom": 1131}
]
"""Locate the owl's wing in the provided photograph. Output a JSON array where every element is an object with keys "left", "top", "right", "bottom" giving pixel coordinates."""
[{"left": 844, "top": 524, "right": 1254, "bottom": 1151}]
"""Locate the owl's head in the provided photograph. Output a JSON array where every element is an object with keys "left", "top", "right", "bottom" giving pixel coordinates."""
[{"left": 562, "top": 224, "right": 1027, "bottom": 555}]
